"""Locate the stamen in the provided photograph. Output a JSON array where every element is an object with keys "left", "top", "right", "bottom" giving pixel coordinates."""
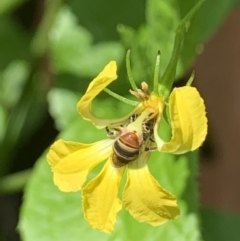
[
  {"left": 141, "top": 82, "right": 150, "bottom": 95},
  {"left": 153, "top": 51, "right": 161, "bottom": 95},
  {"left": 126, "top": 50, "right": 138, "bottom": 91},
  {"left": 104, "top": 88, "right": 139, "bottom": 106}
]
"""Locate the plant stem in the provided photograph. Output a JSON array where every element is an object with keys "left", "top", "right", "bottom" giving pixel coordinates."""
[
  {"left": 0, "top": 169, "right": 32, "bottom": 194},
  {"left": 31, "top": 0, "right": 63, "bottom": 58}
]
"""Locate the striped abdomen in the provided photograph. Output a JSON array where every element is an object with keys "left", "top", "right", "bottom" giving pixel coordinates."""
[{"left": 112, "top": 131, "right": 140, "bottom": 167}]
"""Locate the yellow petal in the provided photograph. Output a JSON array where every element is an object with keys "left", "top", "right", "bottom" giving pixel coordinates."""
[
  {"left": 47, "top": 139, "right": 113, "bottom": 192},
  {"left": 47, "top": 139, "right": 89, "bottom": 167},
  {"left": 160, "top": 86, "right": 207, "bottom": 154},
  {"left": 77, "top": 61, "right": 145, "bottom": 128},
  {"left": 77, "top": 61, "right": 118, "bottom": 128},
  {"left": 153, "top": 101, "right": 165, "bottom": 150},
  {"left": 82, "top": 160, "right": 125, "bottom": 233},
  {"left": 123, "top": 152, "right": 179, "bottom": 226}
]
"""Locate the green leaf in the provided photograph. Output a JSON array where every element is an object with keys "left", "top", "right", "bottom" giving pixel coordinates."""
[
  {"left": 119, "top": 203, "right": 201, "bottom": 241},
  {"left": 118, "top": 0, "right": 204, "bottom": 85},
  {"left": 0, "top": 18, "right": 30, "bottom": 69},
  {"left": 146, "top": 0, "right": 179, "bottom": 76},
  {"left": 181, "top": 152, "right": 199, "bottom": 213},
  {"left": 149, "top": 153, "right": 189, "bottom": 197},
  {"left": 0, "top": 169, "right": 31, "bottom": 194},
  {"left": 19, "top": 154, "right": 111, "bottom": 241},
  {"left": 47, "top": 88, "right": 80, "bottom": 130},
  {"left": 47, "top": 86, "right": 135, "bottom": 132},
  {"left": 72, "top": 42, "right": 124, "bottom": 77},
  {"left": 158, "top": 0, "right": 205, "bottom": 98},
  {"left": 0, "top": 0, "right": 29, "bottom": 16},
  {"left": 19, "top": 98, "right": 201, "bottom": 241},
  {"left": 19, "top": 148, "right": 201, "bottom": 241},
  {"left": 201, "top": 207, "right": 240, "bottom": 241},
  {"left": 0, "top": 106, "right": 6, "bottom": 142},
  {"left": 0, "top": 60, "right": 29, "bottom": 109},
  {"left": 199, "top": 0, "right": 236, "bottom": 41},
  {"left": 0, "top": 58, "right": 49, "bottom": 176},
  {"left": 50, "top": 7, "right": 124, "bottom": 77},
  {"left": 70, "top": 0, "right": 146, "bottom": 42}
]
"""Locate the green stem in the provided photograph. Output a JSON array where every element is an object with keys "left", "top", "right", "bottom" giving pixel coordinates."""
[
  {"left": 153, "top": 50, "right": 161, "bottom": 95},
  {"left": 126, "top": 50, "right": 138, "bottom": 91},
  {"left": 0, "top": 169, "right": 32, "bottom": 194},
  {"left": 104, "top": 88, "right": 139, "bottom": 106},
  {"left": 31, "top": 0, "right": 63, "bottom": 57},
  {"left": 158, "top": 29, "right": 183, "bottom": 99},
  {"left": 186, "top": 71, "right": 195, "bottom": 86},
  {"left": 158, "top": 0, "right": 205, "bottom": 99}
]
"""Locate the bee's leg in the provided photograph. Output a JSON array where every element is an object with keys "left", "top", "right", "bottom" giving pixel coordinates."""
[
  {"left": 144, "top": 146, "right": 157, "bottom": 152},
  {"left": 106, "top": 126, "right": 116, "bottom": 138},
  {"left": 106, "top": 126, "right": 123, "bottom": 138},
  {"left": 129, "top": 114, "right": 139, "bottom": 122},
  {"left": 113, "top": 127, "right": 123, "bottom": 132},
  {"left": 149, "top": 137, "right": 155, "bottom": 142}
]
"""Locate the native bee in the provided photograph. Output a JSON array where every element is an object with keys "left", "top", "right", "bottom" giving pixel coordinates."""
[
  {"left": 108, "top": 114, "right": 155, "bottom": 167},
  {"left": 112, "top": 130, "right": 140, "bottom": 167},
  {"left": 142, "top": 117, "right": 155, "bottom": 142}
]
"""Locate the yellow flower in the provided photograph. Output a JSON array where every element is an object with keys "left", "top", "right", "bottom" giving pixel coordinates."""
[{"left": 47, "top": 60, "right": 207, "bottom": 233}]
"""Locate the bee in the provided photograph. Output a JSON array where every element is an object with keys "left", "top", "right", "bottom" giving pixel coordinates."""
[
  {"left": 142, "top": 117, "right": 155, "bottom": 142},
  {"left": 130, "top": 114, "right": 155, "bottom": 141},
  {"left": 108, "top": 114, "right": 155, "bottom": 167},
  {"left": 112, "top": 130, "right": 140, "bottom": 167}
]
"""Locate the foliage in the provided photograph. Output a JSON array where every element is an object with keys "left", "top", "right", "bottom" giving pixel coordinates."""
[
  {"left": 201, "top": 207, "right": 240, "bottom": 241},
  {"left": 0, "top": 0, "right": 239, "bottom": 240}
]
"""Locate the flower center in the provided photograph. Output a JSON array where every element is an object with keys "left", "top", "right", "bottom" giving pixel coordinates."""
[{"left": 108, "top": 111, "right": 157, "bottom": 168}]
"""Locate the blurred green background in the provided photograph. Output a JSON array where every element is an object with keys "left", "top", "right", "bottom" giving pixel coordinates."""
[{"left": 0, "top": 0, "right": 240, "bottom": 240}]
